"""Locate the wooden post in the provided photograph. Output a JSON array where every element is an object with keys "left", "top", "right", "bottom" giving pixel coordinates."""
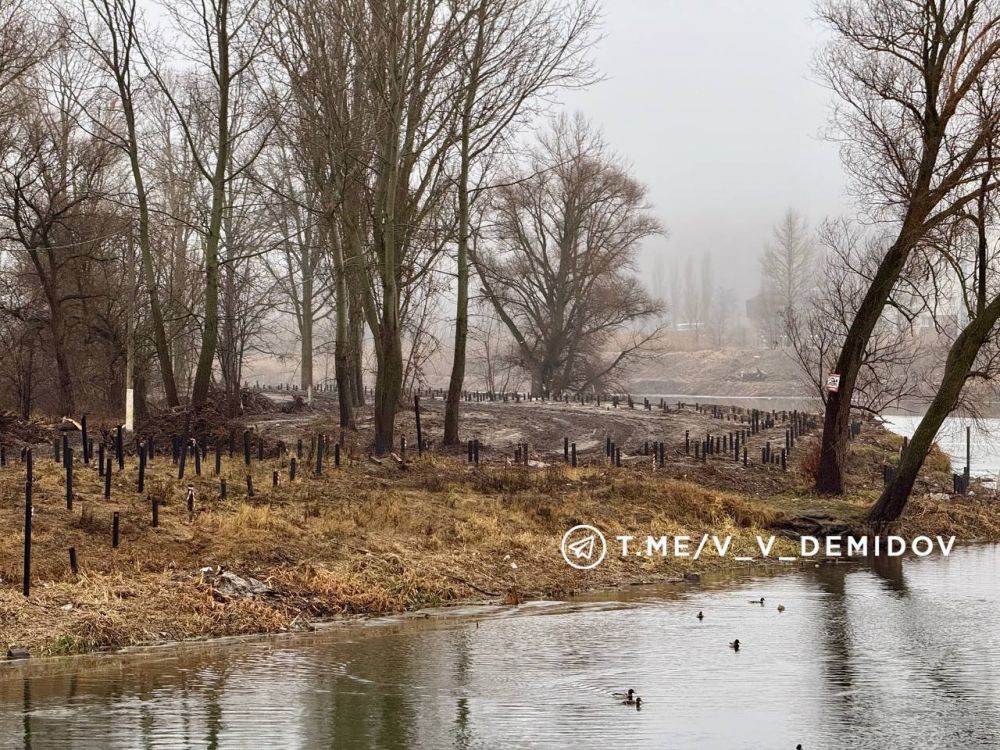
[
  {"left": 151, "top": 496, "right": 159, "bottom": 528},
  {"left": 69, "top": 547, "right": 78, "bottom": 575}
]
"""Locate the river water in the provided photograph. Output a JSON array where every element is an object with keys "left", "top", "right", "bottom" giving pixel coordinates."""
[{"left": 3, "top": 545, "right": 1000, "bottom": 749}]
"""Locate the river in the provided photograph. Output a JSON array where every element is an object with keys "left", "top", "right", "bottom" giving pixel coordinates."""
[{"left": 3, "top": 545, "right": 999, "bottom": 749}]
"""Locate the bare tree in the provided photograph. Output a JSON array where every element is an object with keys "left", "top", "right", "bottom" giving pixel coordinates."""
[
  {"left": 814, "top": 0, "right": 1000, "bottom": 493},
  {"left": 475, "top": 114, "right": 663, "bottom": 397},
  {"left": 758, "top": 207, "right": 815, "bottom": 346},
  {"left": 441, "top": 0, "right": 599, "bottom": 445},
  {"left": 74, "top": 0, "right": 181, "bottom": 407},
  {"left": 786, "top": 219, "right": 922, "bottom": 413},
  {"left": 871, "top": 128, "right": 1000, "bottom": 527},
  {"left": 139, "top": 0, "right": 274, "bottom": 411},
  {"left": 0, "top": 38, "right": 121, "bottom": 415}
]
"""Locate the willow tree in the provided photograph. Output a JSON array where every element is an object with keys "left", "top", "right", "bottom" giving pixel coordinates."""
[
  {"left": 475, "top": 114, "right": 662, "bottom": 397},
  {"left": 814, "top": 0, "right": 1000, "bottom": 494}
]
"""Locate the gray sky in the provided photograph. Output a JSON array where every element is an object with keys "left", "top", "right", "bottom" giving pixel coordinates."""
[{"left": 562, "top": 0, "right": 850, "bottom": 295}]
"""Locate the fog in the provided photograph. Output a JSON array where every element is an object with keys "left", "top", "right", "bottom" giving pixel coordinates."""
[{"left": 562, "top": 0, "right": 850, "bottom": 292}]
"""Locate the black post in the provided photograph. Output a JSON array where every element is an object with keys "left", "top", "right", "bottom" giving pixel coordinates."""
[
  {"left": 112, "top": 512, "right": 120, "bottom": 548},
  {"left": 23, "top": 451, "right": 32, "bottom": 597},
  {"left": 116, "top": 425, "right": 124, "bottom": 470},
  {"left": 244, "top": 430, "right": 252, "bottom": 466},
  {"left": 65, "top": 447, "right": 73, "bottom": 509},
  {"left": 415, "top": 395, "right": 423, "bottom": 455},
  {"left": 151, "top": 496, "right": 159, "bottom": 528},
  {"left": 81, "top": 414, "right": 89, "bottom": 464},
  {"left": 564, "top": 437, "right": 569, "bottom": 463},
  {"left": 138, "top": 444, "right": 147, "bottom": 493},
  {"left": 179, "top": 417, "right": 190, "bottom": 480},
  {"left": 215, "top": 440, "right": 222, "bottom": 476},
  {"left": 316, "top": 434, "right": 324, "bottom": 474},
  {"left": 290, "top": 457, "right": 297, "bottom": 481},
  {"left": 246, "top": 474, "right": 254, "bottom": 497},
  {"left": 69, "top": 546, "right": 78, "bottom": 575},
  {"left": 334, "top": 442, "right": 341, "bottom": 467},
  {"left": 220, "top": 478, "right": 227, "bottom": 499},
  {"left": 966, "top": 425, "right": 972, "bottom": 478},
  {"left": 571, "top": 442, "right": 577, "bottom": 467},
  {"left": 104, "top": 457, "right": 112, "bottom": 498}
]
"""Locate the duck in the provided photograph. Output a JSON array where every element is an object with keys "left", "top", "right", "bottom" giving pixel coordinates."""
[
  {"left": 749, "top": 597, "right": 764, "bottom": 605},
  {"left": 777, "top": 604, "right": 785, "bottom": 612},
  {"left": 621, "top": 695, "right": 642, "bottom": 707},
  {"left": 697, "top": 610, "right": 704, "bottom": 620},
  {"left": 729, "top": 639, "right": 741, "bottom": 651},
  {"left": 612, "top": 688, "right": 635, "bottom": 700}
]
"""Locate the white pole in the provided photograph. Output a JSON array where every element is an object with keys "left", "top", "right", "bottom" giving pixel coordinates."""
[{"left": 125, "top": 235, "right": 136, "bottom": 432}]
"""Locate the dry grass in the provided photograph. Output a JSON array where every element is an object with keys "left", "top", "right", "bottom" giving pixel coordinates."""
[{"left": 0, "top": 423, "right": 988, "bottom": 658}]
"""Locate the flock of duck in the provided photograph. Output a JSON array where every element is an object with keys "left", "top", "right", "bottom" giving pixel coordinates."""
[{"left": 613, "top": 596, "right": 798, "bottom": 747}]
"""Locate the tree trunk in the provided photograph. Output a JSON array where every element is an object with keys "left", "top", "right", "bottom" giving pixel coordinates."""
[
  {"left": 329, "top": 223, "right": 354, "bottom": 428},
  {"left": 190, "top": 10, "right": 231, "bottom": 412},
  {"left": 373, "top": 320, "right": 402, "bottom": 454},
  {"left": 191, "top": 233, "right": 220, "bottom": 410},
  {"left": 868, "top": 303, "right": 999, "bottom": 527},
  {"left": 869, "top": 195, "right": 1000, "bottom": 526},
  {"left": 300, "top": 269, "right": 313, "bottom": 393},
  {"left": 444, "top": 114, "right": 472, "bottom": 445},
  {"left": 815, "top": 236, "right": 913, "bottom": 493},
  {"left": 351, "top": 299, "right": 365, "bottom": 407}
]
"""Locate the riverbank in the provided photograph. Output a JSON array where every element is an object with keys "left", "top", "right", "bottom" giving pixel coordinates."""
[{"left": 1, "top": 400, "right": 996, "bottom": 658}]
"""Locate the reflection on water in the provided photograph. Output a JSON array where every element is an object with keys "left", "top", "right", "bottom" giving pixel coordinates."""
[
  {"left": 3, "top": 546, "right": 1000, "bottom": 749},
  {"left": 883, "top": 415, "right": 1000, "bottom": 479}
]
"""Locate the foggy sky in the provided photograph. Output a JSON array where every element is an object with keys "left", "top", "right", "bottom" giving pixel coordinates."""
[{"left": 561, "top": 0, "right": 850, "bottom": 296}]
